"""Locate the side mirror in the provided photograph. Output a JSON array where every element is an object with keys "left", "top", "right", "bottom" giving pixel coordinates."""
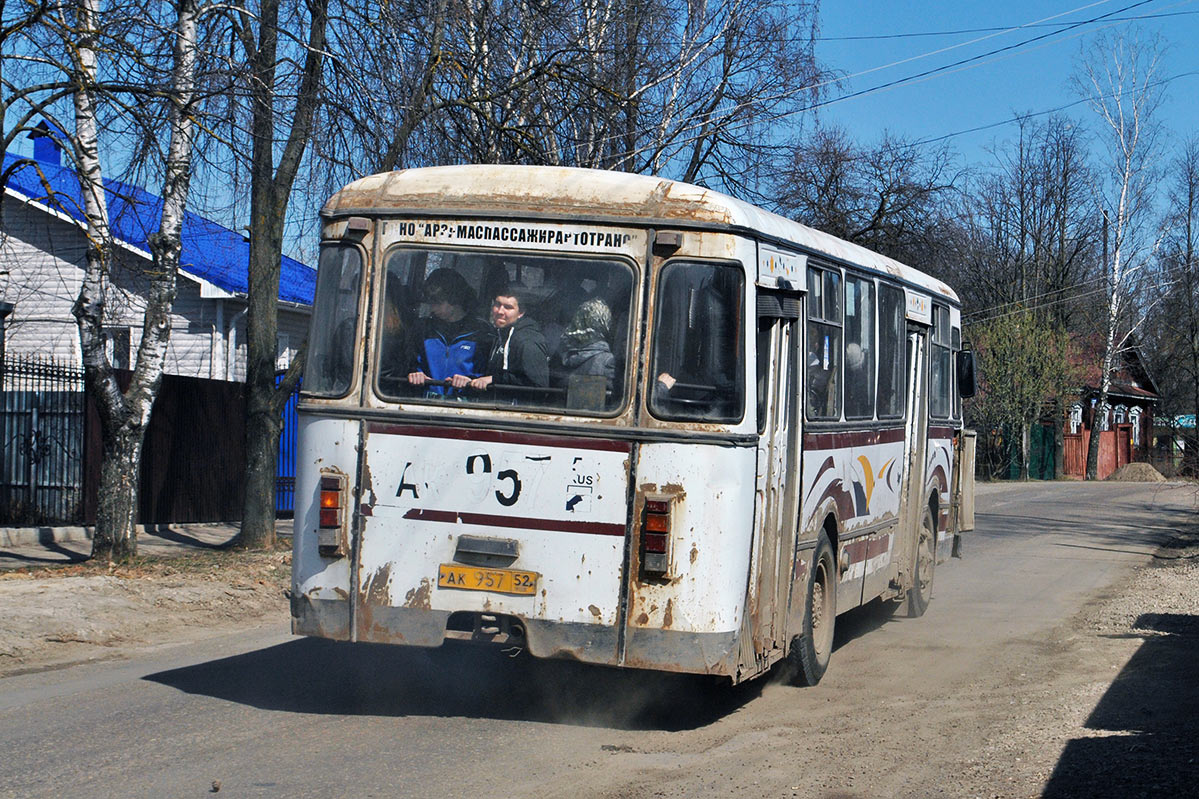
[{"left": 956, "top": 349, "right": 977, "bottom": 399}]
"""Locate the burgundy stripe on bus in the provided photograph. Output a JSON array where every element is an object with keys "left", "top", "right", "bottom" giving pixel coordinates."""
[
  {"left": 803, "top": 428, "right": 905, "bottom": 450},
  {"left": 368, "top": 423, "right": 632, "bottom": 452},
  {"left": 402, "top": 508, "right": 626, "bottom": 537},
  {"left": 927, "top": 425, "right": 956, "bottom": 439}
]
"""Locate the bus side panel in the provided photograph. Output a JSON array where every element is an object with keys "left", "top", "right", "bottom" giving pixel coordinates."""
[
  {"left": 623, "top": 442, "right": 756, "bottom": 676},
  {"left": 800, "top": 431, "right": 907, "bottom": 612},
  {"left": 354, "top": 425, "right": 631, "bottom": 663},
  {"left": 291, "top": 415, "right": 360, "bottom": 640},
  {"left": 926, "top": 428, "right": 955, "bottom": 563}
]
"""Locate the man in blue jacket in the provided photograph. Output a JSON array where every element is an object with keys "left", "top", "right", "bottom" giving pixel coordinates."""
[{"left": 407, "top": 269, "right": 493, "bottom": 396}]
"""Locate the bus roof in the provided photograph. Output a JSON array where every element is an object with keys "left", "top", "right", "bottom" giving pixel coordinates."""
[{"left": 323, "top": 165, "right": 958, "bottom": 303}]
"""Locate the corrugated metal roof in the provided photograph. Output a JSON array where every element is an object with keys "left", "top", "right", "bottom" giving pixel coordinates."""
[{"left": 3, "top": 151, "right": 315, "bottom": 306}]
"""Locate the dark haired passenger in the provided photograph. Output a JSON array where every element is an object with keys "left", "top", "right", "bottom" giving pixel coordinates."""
[
  {"left": 407, "top": 269, "right": 492, "bottom": 396},
  {"left": 470, "top": 290, "right": 550, "bottom": 391}
]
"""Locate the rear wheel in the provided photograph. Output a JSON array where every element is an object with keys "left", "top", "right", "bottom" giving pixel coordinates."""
[
  {"left": 789, "top": 531, "right": 836, "bottom": 686},
  {"left": 907, "top": 509, "right": 936, "bottom": 618}
]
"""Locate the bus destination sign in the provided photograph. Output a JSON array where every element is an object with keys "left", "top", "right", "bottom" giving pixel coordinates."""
[{"left": 388, "top": 220, "right": 644, "bottom": 255}]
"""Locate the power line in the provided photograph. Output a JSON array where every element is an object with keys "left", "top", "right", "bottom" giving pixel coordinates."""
[{"left": 818, "top": 9, "right": 1198, "bottom": 42}]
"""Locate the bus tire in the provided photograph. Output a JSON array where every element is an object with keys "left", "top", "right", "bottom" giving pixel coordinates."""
[
  {"left": 907, "top": 509, "right": 936, "bottom": 618},
  {"left": 789, "top": 531, "right": 836, "bottom": 686}
]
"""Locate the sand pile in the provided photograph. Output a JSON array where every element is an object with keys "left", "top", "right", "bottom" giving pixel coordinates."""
[{"left": 1106, "top": 462, "right": 1167, "bottom": 482}]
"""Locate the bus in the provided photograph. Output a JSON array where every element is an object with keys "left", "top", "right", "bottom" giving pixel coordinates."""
[{"left": 290, "top": 165, "right": 977, "bottom": 686}]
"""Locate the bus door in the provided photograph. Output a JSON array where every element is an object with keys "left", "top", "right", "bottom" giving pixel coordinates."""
[
  {"left": 750, "top": 295, "right": 801, "bottom": 656},
  {"left": 896, "top": 321, "right": 930, "bottom": 594}
]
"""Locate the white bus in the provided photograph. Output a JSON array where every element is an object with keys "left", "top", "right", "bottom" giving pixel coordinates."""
[{"left": 291, "top": 165, "right": 976, "bottom": 686}]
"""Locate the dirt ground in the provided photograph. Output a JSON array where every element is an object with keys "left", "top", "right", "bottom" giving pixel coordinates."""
[
  {"left": 0, "top": 547, "right": 290, "bottom": 677},
  {"left": 1, "top": 520, "right": 1196, "bottom": 798}
]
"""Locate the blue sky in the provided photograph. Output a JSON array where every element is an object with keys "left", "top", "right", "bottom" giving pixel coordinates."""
[{"left": 812, "top": 0, "right": 1199, "bottom": 167}]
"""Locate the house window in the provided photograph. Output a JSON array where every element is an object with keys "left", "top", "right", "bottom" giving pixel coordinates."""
[
  {"left": 1129, "top": 407, "right": 1142, "bottom": 446},
  {"left": 1069, "top": 404, "right": 1083, "bottom": 435},
  {"left": 276, "top": 333, "right": 291, "bottom": 370},
  {"left": 1113, "top": 404, "right": 1127, "bottom": 425},
  {"left": 104, "top": 327, "right": 131, "bottom": 370}
]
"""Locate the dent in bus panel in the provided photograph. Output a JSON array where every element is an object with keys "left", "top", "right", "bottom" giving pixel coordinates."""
[
  {"left": 648, "top": 262, "right": 745, "bottom": 423},
  {"left": 374, "top": 248, "right": 636, "bottom": 414}
]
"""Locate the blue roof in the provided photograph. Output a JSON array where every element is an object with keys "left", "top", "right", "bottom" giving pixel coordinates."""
[{"left": 3, "top": 151, "right": 315, "bottom": 305}]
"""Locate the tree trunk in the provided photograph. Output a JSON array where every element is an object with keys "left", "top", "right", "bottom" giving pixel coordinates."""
[
  {"left": 1020, "top": 421, "right": 1030, "bottom": 480},
  {"left": 1054, "top": 406, "right": 1066, "bottom": 480},
  {"left": 91, "top": 422, "right": 144, "bottom": 561},
  {"left": 235, "top": 0, "right": 328, "bottom": 549}
]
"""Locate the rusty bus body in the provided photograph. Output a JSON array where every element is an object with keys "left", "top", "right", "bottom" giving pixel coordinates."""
[{"left": 291, "top": 165, "right": 976, "bottom": 685}]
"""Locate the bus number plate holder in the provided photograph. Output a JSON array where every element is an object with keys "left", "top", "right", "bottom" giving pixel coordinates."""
[{"left": 437, "top": 564, "right": 538, "bottom": 595}]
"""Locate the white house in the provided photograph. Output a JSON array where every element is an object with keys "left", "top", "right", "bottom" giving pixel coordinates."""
[{"left": 1, "top": 130, "right": 315, "bottom": 380}]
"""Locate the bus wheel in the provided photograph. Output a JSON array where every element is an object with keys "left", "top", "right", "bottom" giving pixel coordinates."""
[
  {"left": 789, "top": 531, "right": 836, "bottom": 686},
  {"left": 907, "top": 509, "right": 936, "bottom": 618}
]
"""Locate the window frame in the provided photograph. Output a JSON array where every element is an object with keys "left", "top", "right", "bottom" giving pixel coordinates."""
[
  {"left": 647, "top": 258, "right": 746, "bottom": 425},
  {"left": 302, "top": 241, "right": 367, "bottom": 400},
  {"left": 805, "top": 263, "right": 844, "bottom": 423},
  {"left": 843, "top": 272, "right": 877, "bottom": 421},
  {"left": 372, "top": 243, "right": 641, "bottom": 418}
]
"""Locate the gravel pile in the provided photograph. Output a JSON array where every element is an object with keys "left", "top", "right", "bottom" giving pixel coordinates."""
[{"left": 1106, "top": 462, "right": 1167, "bottom": 482}]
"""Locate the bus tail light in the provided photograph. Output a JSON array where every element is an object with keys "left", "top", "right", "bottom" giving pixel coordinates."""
[
  {"left": 641, "top": 498, "right": 673, "bottom": 576},
  {"left": 317, "top": 473, "right": 349, "bottom": 557}
]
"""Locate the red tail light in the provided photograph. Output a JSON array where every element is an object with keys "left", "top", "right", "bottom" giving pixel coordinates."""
[
  {"left": 319, "top": 476, "right": 343, "bottom": 528},
  {"left": 641, "top": 497, "right": 673, "bottom": 575},
  {"left": 317, "top": 473, "right": 349, "bottom": 557}
]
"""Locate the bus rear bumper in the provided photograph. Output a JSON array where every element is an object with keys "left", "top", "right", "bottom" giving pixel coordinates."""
[{"left": 292, "top": 598, "right": 739, "bottom": 676}]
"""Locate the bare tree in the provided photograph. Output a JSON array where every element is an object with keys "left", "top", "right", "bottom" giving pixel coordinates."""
[
  {"left": 0, "top": 0, "right": 202, "bottom": 561},
  {"left": 1073, "top": 29, "right": 1164, "bottom": 480},
  {"left": 1144, "top": 138, "right": 1199, "bottom": 471},
  {"left": 220, "top": 0, "right": 328, "bottom": 550},
  {"left": 774, "top": 124, "right": 958, "bottom": 269}
]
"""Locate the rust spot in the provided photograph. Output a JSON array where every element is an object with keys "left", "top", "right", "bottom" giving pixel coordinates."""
[
  {"left": 333, "top": 587, "right": 349, "bottom": 600},
  {"left": 363, "top": 564, "right": 392, "bottom": 606},
  {"left": 635, "top": 612, "right": 649, "bottom": 625},
  {"left": 403, "top": 578, "right": 432, "bottom": 609},
  {"left": 690, "top": 544, "right": 699, "bottom": 564},
  {"left": 663, "top": 599, "right": 674, "bottom": 628},
  {"left": 588, "top": 604, "right": 602, "bottom": 619}
]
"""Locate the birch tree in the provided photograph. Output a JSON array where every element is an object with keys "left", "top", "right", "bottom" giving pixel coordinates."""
[
  {"left": 0, "top": 0, "right": 203, "bottom": 561},
  {"left": 73, "top": 0, "right": 201, "bottom": 561},
  {"left": 1073, "top": 30, "right": 1164, "bottom": 480}
]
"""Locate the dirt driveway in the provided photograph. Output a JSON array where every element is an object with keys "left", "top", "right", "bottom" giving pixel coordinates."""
[{"left": 0, "top": 482, "right": 1196, "bottom": 799}]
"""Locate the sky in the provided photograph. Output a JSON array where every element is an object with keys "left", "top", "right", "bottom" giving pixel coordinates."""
[{"left": 811, "top": 0, "right": 1199, "bottom": 168}]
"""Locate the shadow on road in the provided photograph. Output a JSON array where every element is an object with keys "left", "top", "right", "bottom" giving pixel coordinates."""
[
  {"left": 144, "top": 637, "right": 762, "bottom": 731},
  {"left": 1042, "top": 611, "right": 1199, "bottom": 798}
]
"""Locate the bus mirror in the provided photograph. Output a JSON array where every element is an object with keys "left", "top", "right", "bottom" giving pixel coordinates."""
[{"left": 957, "top": 350, "right": 977, "bottom": 399}]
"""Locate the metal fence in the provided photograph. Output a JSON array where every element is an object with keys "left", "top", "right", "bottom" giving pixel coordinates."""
[
  {"left": 1, "top": 355, "right": 86, "bottom": 525},
  {"left": 276, "top": 374, "right": 301, "bottom": 516}
]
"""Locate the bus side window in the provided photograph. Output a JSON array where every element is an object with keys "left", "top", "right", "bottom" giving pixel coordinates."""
[
  {"left": 305, "top": 244, "right": 363, "bottom": 397},
  {"left": 844, "top": 275, "right": 875, "bottom": 420},
  {"left": 930, "top": 305, "right": 952, "bottom": 418},
  {"left": 806, "top": 266, "right": 842, "bottom": 420},
  {"left": 877, "top": 284, "right": 905, "bottom": 418},
  {"left": 648, "top": 262, "right": 744, "bottom": 423}
]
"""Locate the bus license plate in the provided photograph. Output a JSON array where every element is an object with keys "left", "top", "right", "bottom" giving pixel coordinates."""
[{"left": 437, "top": 564, "right": 539, "bottom": 596}]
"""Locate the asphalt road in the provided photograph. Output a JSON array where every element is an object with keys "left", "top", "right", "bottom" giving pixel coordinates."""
[{"left": 1, "top": 481, "right": 1195, "bottom": 799}]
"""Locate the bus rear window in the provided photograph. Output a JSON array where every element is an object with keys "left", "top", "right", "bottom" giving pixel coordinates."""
[
  {"left": 304, "top": 244, "right": 363, "bottom": 397},
  {"left": 649, "top": 262, "right": 744, "bottom": 423},
  {"left": 376, "top": 249, "right": 635, "bottom": 414}
]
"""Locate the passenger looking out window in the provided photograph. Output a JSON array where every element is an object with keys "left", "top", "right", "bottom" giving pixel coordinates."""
[
  {"left": 551, "top": 297, "right": 616, "bottom": 391},
  {"left": 471, "top": 290, "right": 550, "bottom": 390},
  {"left": 406, "top": 269, "right": 493, "bottom": 396}
]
